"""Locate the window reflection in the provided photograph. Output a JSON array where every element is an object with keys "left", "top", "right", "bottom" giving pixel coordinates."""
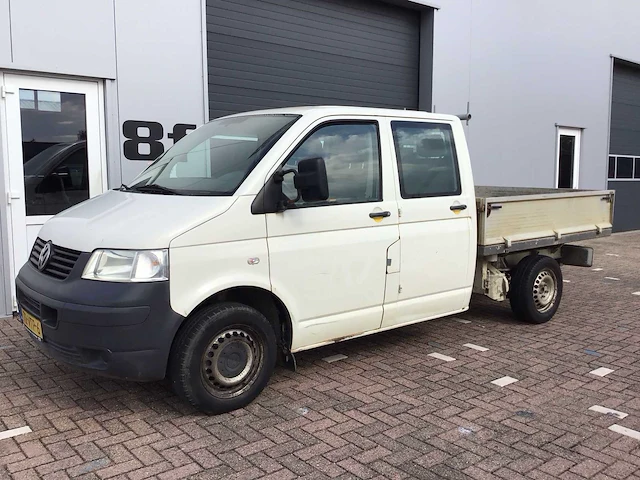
[{"left": 20, "top": 90, "right": 89, "bottom": 216}]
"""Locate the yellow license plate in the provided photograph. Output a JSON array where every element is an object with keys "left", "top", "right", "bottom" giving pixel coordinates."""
[{"left": 22, "top": 308, "right": 43, "bottom": 341}]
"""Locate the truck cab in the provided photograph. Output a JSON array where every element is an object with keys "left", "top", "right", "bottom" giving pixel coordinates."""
[{"left": 16, "top": 106, "right": 608, "bottom": 413}]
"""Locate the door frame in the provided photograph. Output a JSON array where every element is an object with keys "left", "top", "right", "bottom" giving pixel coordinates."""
[
  {"left": 1, "top": 73, "right": 107, "bottom": 309},
  {"left": 555, "top": 126, "right": 582, "bottom": 189},
  {"left": 0, "top": 73, "right": 11, "bottom": 315}
]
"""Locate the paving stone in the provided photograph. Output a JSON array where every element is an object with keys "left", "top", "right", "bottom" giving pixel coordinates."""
[{"left": 2, "top": 233, "right": 640, "bottom": 479}]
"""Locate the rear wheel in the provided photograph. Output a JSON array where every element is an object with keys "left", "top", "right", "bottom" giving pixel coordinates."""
[
  {"left": 169, "top": 303, "right": 277, "bottom": 414},
  {"left": 509, "top": 255, "right": 563, "bottom": 324}
]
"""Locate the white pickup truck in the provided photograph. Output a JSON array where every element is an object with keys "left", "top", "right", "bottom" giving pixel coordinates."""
[{"left": 16, "top": 106, "right": 614, "bottom": 413}]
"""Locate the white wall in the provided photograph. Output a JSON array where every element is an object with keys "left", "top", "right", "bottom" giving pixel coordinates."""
[
  {"left": 0, "top": 0, "right": 10, "bottom": 65},
  {"left": 0, "top": 0, "right": 206, "bottom": 314},
  {"left": 0, "top": 0, "right": 206, "bottom": 187},
  {"left": 0, "top": 0, "right": 116, "bottom": 78},
  {"left": 114, "top": 0, "right": 207, "bottom": 184},
  {"left": 432, "top": 0, "right": 471, "bottom": 116},
  {"left": 433, "top": 0, "right": 640, "bottom": 190}
]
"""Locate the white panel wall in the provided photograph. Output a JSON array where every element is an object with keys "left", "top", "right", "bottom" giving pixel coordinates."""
[
  {"left": 2, "top": 0, "right": 116, "bottom": 78},
  {"left": 432, "top": 0, "right": 640, "bottom": 190},
  {"left": 432, "top": 0, "right": 471, "bottom": 116},
  {"left": 0, "top": 0, "right": 206, "bottom": 314},
  {"left": 0, "top": 0, "right": 206, "bottom": 186},
  {"left": 114, "top": 0, "right": 206, "bottom": 184},
  {"left": 0, "top": 0, "right": 10, "bottom": 65}
]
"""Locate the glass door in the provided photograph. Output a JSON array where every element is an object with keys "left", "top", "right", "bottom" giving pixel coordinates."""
[
  {"left": 556, "top": 127, "right": 581, "bottom": 189},
  {"left": 3, "top": 75, "right": 105, "bottom": 306}
]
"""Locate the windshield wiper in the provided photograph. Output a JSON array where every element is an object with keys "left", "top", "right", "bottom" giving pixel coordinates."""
[{"left": 128, "top": 183, "right": 180, "bottom": 195}]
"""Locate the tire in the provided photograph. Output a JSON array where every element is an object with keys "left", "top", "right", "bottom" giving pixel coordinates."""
[
  {"left": 169, "top": 302, "right": 277, "bottom": 414},
  {"left": 509, "top": 255, "right": 563, "bottom": 324}
]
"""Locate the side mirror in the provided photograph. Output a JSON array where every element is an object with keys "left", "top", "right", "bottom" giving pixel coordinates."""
[
  {"left": 293, "top": 157, "right": 329, "bottom": 202},
  {"left": 250, "top": 157, "right": 329, "bottom": 215}
]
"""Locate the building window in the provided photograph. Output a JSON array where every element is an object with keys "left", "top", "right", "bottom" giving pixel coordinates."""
[
  {"left": 19, "top": 89, "right": 62, "bottom": 112},
  {"left": 608, "top": 155, "right": 640, "bottom": 180}
]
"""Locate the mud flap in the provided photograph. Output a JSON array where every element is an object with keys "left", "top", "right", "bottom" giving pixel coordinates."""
[{"left": 283, "top": 351, "right": 297, "bottom": 372}]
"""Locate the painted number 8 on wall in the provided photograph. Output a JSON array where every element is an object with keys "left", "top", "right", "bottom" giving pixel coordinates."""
[{"left": 122, "top": 121, "right": 197, "bottom": 161}]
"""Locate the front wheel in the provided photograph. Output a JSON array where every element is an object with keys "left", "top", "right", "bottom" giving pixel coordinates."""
[
  {"left": 509, "top": 255, "right": 563, "bottom": 324},
  {"left": 169, "top": 303, "right": 277, "bottom": 414}
]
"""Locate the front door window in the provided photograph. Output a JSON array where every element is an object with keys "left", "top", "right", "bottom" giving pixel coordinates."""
[{"left": 281, "top": 123, "right": 381, "bottom": 207}]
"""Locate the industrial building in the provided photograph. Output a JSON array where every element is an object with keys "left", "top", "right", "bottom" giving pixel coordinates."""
[{"left": 1, "top": 0, "right": 639, "bottom": 315}]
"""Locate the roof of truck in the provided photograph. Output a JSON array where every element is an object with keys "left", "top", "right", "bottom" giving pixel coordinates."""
[{"left": 224, "top": 106, "right": 460, "bottom": 122}]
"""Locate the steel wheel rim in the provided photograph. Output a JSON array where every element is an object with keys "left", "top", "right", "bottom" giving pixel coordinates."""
[
  {"left": 201, "top": 327, "right": 263, "bottom": 399},
  {"left": 532, "top": 269, "right": 557, "bottom": 312}
]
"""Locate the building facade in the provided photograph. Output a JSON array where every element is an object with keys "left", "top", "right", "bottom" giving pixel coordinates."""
[{"left": 1, "top": 0, "right": 638, "bottom": 315}]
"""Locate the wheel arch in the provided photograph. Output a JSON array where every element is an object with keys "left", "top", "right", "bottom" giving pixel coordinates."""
[{"left": 170, "top": 286, "right": 293, "bottom": 361}]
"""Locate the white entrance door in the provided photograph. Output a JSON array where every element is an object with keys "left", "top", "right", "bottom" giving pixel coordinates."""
[
  {"left": 2, "top": 75, "right": 106, "bottom": 306},
  {"left": 556, "top": 127, "right": 581, "bottom": 189}
]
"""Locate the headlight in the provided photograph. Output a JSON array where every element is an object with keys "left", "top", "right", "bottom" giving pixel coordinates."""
[{"left": 82, "top": 249, "right": 168, "bottom": 282}]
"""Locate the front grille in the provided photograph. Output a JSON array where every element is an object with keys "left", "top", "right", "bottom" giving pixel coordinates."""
[{"left": 30, "top": 238, "right": 82, "bottom": 280}]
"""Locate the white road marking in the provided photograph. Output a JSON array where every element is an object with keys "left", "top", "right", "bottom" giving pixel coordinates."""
[
  {"left": 322, "top": 354, "right": 348, "bottom": 363},
  {"left": 633, "top": 292, "right": 640, "bottom": 296},
  {"left": 592, "top": 268, "right": 603, "bottom": 271},
  {"left": 590, "top": 367, "right": 614, "bottom": 377},
  {"left": 609, "top": 424, "right": 640, "bottom": 440},
  {"left": 463, "top": 343, "right": 489, "bottom": 352},
  {"left": 589, "top": 405, "right": 628, "bottom": 419},
  {"left": 605, "top": 277, "right": 620, "bottom": 281},
  {"left": 454, "top": 318, "right": 471, "bottom": 324},
  {"left": 491, "top": 376, "right": 518, "bottom": 387},
  {"left": 0, "top": 426, "right": 32, "bottom": 441},
  {"left": 428, "top": 353, "right": 456, "bottom": 362},
  {"left": 563, "top": 280, "right": 571, "bottom": 283},
  {"left": 606, "top": 253, "right": 620, "bottom": 257}
]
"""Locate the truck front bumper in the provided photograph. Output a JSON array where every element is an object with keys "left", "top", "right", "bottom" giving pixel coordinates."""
[{"left": 15, "top": 257, "right": 184, "bottom": 382}]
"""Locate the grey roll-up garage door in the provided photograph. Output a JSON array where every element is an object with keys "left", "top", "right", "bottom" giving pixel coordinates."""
[
  {"left": 206, "top": 0, "right": 421, "bottom": 119},
  {"left": 609, "top": 60, "right": 640, "bottom": 232}
]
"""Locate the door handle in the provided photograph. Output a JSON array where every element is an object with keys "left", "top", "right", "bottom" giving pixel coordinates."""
[
  {"left": 450, "top": 204, "right": 467, "bottom": 212},
  {"left": 369, "top": 211, "right": 391, "bottom": 219},
  {"left": 7, "top": 192, "right": 20, "bottom": 204}
]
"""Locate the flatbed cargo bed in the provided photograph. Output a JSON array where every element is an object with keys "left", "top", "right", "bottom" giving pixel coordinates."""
[{"left": 475, "top": 186, "right": 615, "bottom": 256}]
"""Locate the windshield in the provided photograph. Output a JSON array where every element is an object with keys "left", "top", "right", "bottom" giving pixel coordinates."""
[{"left": 128, "top": 114, "right": 300, "bottom": 195}]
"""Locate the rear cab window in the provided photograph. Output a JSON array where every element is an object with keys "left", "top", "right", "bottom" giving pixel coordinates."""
[{"left": 391, "top": 121, "right": 461, "bottom": 198}]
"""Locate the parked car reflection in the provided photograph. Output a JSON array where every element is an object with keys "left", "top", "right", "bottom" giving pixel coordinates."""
[{"left": 23, "top": 140, "right": 89, "bottom": 216}]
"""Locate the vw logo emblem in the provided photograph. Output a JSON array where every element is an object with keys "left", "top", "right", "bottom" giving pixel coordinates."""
[{"left": 38, "top": 242, "right": 52, "bottom": 271}]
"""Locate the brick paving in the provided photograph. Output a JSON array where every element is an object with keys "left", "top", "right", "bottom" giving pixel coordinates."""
[{"left": 2, "top": 232, "right": 640, "bottom": 479}]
